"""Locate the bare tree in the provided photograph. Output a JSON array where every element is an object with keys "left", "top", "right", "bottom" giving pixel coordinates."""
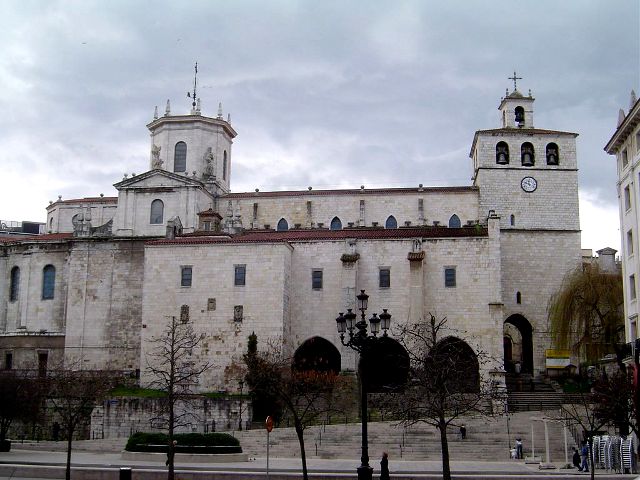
[
  {"left": 145, "top": 316, "right": 212, "bottom": 480},
  {"left": 556, "top": 380, "right": 609, "bottom": 480},
  {"left": 48, "top": 368, "right": 118, "bottom": 480},
  {"left": 381, "top": 314, "right": 499, "bottom": 480},
  {"left": 591, "top": 369, "right": 637, "bottom": 438},
  {"left": 244, "top": 336, "right": 347, "bottom": 480}
]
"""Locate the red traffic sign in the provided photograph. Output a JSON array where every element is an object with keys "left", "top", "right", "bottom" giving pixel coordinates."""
[{"left": 265, "top": 416, "right": 274, "bottom": 432}]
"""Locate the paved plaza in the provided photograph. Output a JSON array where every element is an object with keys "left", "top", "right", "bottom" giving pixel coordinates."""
[{"left": 0, "top": 441, "right": 636, "bottom": 480}]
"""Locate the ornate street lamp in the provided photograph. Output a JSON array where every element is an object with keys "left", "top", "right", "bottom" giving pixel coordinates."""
[{"left": 335, "top": 290, "right": 391, "bottom": 480}]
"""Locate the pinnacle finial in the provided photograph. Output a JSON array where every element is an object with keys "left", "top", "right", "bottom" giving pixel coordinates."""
[
  {"left": 153, "top": 106, "right": 158, "bottom": 120},
  {"left": 165, "top": 99, "right": 171, "bottom": 116},
  {"left": 196, "top": 98, "right": 201, "bottom": 115},
  {"left": 631, "top": 90, "right": 637, "bottom": 110},
  {"left": 217, "top": 102, "right": 223, "bottom": 119},
  {"left": 618, "top": 108, "right": 626, "bottom": 127}
]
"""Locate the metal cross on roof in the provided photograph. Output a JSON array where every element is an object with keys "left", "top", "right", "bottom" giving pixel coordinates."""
[
  {"left": 508, "top": 71, "right": 522, "bottom": 91},
  {"left": 187, "top": 62, "right": 198, "bottom": 108}
]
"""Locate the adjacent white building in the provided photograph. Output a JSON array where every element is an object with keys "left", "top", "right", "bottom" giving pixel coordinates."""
[
  {"left": 0, "top": 85, "right": 582, "bottom": 391},
  {"left": 605, "top": 90, "right": 640, "bottom": 343}
]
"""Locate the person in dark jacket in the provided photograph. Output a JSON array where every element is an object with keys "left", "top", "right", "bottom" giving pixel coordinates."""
[
  {"left": 380, "top": 452, "right": 390, "bottom": 480},
  {"left": 573, "top": 447, "right": 582, "bottom": 470}
]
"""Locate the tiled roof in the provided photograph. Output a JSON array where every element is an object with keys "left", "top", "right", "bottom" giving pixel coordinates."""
[
  {"left": 49, "top": 197, "right": 117, "bottom": 207},
  {"left": 474, "top": 128, "right": 578, "bottom": 136},
  {"left": 150, "top": 226, "right": 488, "bottom": 246},
  {"left": 0, "top": 233, "right": 73, "bottom": 244},
  {"left": 225, "top": 186, "right": 477, "bottom": 199}
]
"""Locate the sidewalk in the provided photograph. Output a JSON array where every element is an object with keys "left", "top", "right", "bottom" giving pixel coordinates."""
[{"left": 0, "top": 447, "right": 636, "bottom": 480}]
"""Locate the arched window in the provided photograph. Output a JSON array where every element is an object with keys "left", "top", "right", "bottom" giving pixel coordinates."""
[
  {"left": 49, "top": 217, "right": 53, "bottom": 231},
  {"left": 546, "top": 143, "right": 559, "bottom": 165},
  {"left": 385, "top": 215, "right": 397, "bottom": 229},
  {"left": 42, "top": 265, "right": 55, "bottom": 300},
  {"left": 277, "top": 218, "right": 289, "bottom": 231},
  {"left": 223, "top": 150, "right": 228, "bottom": 180},
  {"left": 174, "top": 141, "right": 187, "bottom": 172},
  {"left": 330, "top": 216, "right": 342, "bottom": 230},
  {"left": 150, "top": 199, "right": 164, "bottom": 224},
  {"left": 496, "top": 142, "right": 509, "bottom": 165},
  {"left": 9, "top": 267, "right": 19, "bottom": 301},
  {"left": 521, "top": 142, "right": 535, "bottom": 167},
  {"left": 448, "top": 214, "right": 461, "bottom": 228},
  {"left": 515, "top": 106, "right": 525, "bottom": 125},
  {"left": 510, "top": 214, "right": 515, "bottom": 226},
  {"left": 516, "top": 291, "right": 522, "bottom": 304}
]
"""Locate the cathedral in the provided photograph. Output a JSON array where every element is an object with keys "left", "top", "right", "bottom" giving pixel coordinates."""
[{"left": 0, "top": 83, "right": 581, "bottom": 391}]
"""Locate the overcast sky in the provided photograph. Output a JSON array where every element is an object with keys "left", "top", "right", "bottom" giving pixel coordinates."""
[{"left": 1, "top": 1, "right": 638, "bottom": 252}]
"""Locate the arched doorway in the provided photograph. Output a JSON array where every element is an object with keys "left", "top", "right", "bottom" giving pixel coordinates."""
[
  {"left": 293, "top": 336, "right": 341, "bottom": 373},
  {"left": 360, "top": 336, "right": 409, "bottom": 392},
  {"left": 504, "top": 314, "right": 533, "bottom": 374},
  {"left": 429, "top": 336, "right": 480, "bottom": 393}
]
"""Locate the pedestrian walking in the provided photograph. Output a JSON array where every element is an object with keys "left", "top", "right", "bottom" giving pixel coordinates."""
[
  {"left": 380, "top": 452, "right": 390, "bottom": 480},
  {"left": 573, "top": 447, "right": 582, "bottom": 471},
  {"left": 580, "top": 441, "right": 589, "bottom": 472},
  {"left": 515, "top": 438, "right": 523, "bottom": 459}
]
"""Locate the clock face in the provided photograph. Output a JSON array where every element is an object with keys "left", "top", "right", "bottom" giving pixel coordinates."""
[{"left": 521, "top": 176, "right": 537, "bottom": 192}]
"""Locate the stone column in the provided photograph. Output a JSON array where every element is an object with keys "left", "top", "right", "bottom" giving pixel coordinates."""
[{"left": 407, "top": 243, "right": 425, "bottom": 323}]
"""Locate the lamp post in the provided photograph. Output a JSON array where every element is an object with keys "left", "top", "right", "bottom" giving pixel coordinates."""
[{"left": 335, "top": 290, "right": 391, "bottom": 480}]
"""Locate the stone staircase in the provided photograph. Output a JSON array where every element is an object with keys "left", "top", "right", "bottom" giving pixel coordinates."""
[{"left": 234, "top": 410, "right": 573, "bottom": 462}]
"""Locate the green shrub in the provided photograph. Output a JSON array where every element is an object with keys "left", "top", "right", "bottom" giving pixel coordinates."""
[{"left": 125, "top": 432, "right": 241, "bottom": 453}]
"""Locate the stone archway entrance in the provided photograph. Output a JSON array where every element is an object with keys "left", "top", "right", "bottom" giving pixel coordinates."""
[
  {"left": 293, "top": 336, "right": 341, "bottom": 373},
  {"left": 504, "top": 314, "right": 533, "bottom": 374},
  {"left": 430, "top": 336, "right": 480, "bottom": 393}
]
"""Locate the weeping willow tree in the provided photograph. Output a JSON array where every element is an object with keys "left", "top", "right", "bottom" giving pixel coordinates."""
[{"left": 548, "top": 263, "right": 623, "bottom": 365}]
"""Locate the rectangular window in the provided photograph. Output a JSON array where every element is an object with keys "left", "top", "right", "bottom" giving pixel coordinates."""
[
  {"left": 180, "top": 304, "right": 190, "bottom": 323},
  {"left": 38, "top": 352, "right": 48, "bottom": 377},
  {"left": 42, "top": 265, "right": 55, "bottom": 300},
  {"left": 623, "top": 149, "right": 629, "bottom": 168},
  {"left": 444, "top": 267, "right": 456, "bottom": 288},
  {"left": 631, "top": 274, "right": 637, "bottom": 300},
  {"left": 234, "top": 265, "right": 246, "bottom": 286},
  {"left": 625, "top": 185, "right": 632, "bottom": 211},
  {"left": 234, "top": 305, "right": 244, "bottom": 322},
  {"left": 312, "top": 269, "right": 323, "bottom": 289},
  {"left": 203, "top": 221, "right": 211, "bottom": 231},
  {"left": 4, "top": 352, "right": 12, "bottom": 370},
  {"left": 628, "top": 229, "right": 634, "bottom": 255},
  {"left": 630, "top": 316, "right": 638, "bottom": 341},
  {"left": 180, "top": 266, "right": 192, "bottom": 287},
  {"left": 636, "top": 131, "right": 640, "bottom": 153},
  {"left": 379, "top": 268, "right": 391, "bottom": 288}
]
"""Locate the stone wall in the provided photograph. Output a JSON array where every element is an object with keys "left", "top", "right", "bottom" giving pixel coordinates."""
[
  {"left": 140, "top": 242, "right": 292, "bottom": 390},
  {"left": 63, "top": 239, "right": 146, "bottom": 370},
  {"left": 2, "top": 242, "right": 69, "bottom": 335},
  {"left": 90, "top": 396, "right": 252, "bottom": 439},
  {"left": 230, "top": 188, "right": 480, "bottom": 231},
  {"left": 499, "top": 230, "right": 581, "bottom": 375}
]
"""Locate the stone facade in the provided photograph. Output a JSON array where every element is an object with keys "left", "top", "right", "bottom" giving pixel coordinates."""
[{"left": 0, "top": 87, "right": 582, "bottom": 394}]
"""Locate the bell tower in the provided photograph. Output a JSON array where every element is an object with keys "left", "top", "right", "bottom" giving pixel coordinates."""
[
  {"left": 145, "top": 65, "right": 237, "bottom": 196},
  {"left": 498, "top": 72, "right": 535, "bottom": 129},
  {"left": 470, "top": 78, "right": 579, "bottom": 232}
]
